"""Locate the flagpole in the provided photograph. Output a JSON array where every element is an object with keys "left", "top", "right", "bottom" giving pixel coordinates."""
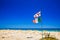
[
  {"left": 40, "top": 11, "right": 43, "bottom": 40},
  {"left": 41, "top": 12, "right": 43, "bottom": 40},
  {"left": 41, "top": 20, "right": 44, "bottom": 40}
]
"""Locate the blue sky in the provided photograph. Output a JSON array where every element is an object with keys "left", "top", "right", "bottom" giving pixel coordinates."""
[{"left": 0, "top": 0, "right": 60, "bottom": 28}]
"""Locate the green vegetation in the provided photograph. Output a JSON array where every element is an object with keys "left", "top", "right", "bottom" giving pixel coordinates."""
[
  {"left": 40, "top": 37, "right": 58, "bottom": 40},
  {"left": 40, "top": 33, "right": 58, "bottom": 40}
]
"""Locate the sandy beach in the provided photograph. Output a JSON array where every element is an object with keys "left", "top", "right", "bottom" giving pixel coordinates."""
[{"left": 0, "top": 30, "right": 60, "bottom": 40}]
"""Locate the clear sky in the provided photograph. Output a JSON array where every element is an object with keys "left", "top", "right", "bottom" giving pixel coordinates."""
[{"left": 0, "top": 0, "right": 60, "bottom": 28}]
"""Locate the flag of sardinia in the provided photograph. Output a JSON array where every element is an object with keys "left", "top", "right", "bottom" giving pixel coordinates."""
[{"left": 33, "top": 11, "right": 41, "bottom": 23}]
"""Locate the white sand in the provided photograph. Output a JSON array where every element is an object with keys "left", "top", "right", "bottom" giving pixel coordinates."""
[{"left": 0, "top": 30, "right": 60, "bottom": 40}]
